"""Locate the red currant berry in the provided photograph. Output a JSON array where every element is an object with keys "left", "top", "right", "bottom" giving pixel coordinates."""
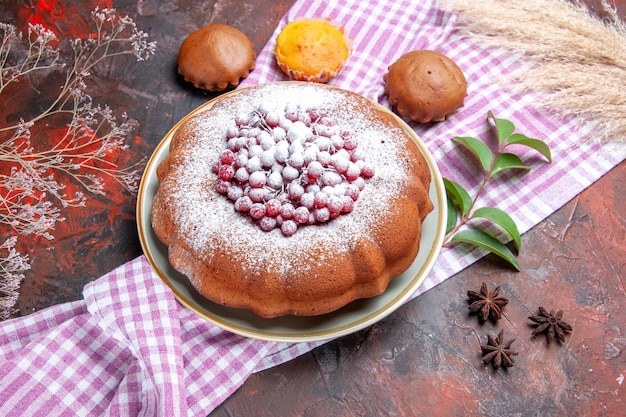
[
  {"left": 216, "top": 180, "right": 230, "bottom": 194},
  {"left": 265, "top": 198, "right": 282, "bottom": 217},
  {"left": 314, "top": 207, "right": 330, "bottom": 223},
  {"left": 234, "top": 196, "right": 253, "bottom": 212},
  {"left": 259, "top": 216, "right": 277, "bottom": 231},
  {"left": 294, "top": 206, "right": 310, "bottom": 224},
  {"left": 249, "top": 203, "right": 266, "bottom": 220},
  {"left": 281, "top": 220, "right": 298, "bottom": 236},
  {"left": 218, "top": 164, "right": 235, "bottom": 181},
  {"left": 220, "top": 149, "right": 235, "bottom": 165}
]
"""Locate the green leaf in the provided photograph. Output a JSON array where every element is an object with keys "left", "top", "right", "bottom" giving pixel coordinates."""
[
  {"left": 446, "top": 196, "right": 458, "bottom": 234},
  {"left": 449, "top": 229, "right": 521, "bottom": 271},
  {"left": 505, "top": 133, "right": 552, "bottom": 162},
  {"left": 471, "top": 207, "right": 521, "bottom": 252},
  {"left": 488, "top": 111, "right": 515, "bottom": 144},
  {"left": 490, "top": 153, "right": 530, "bottom": 176},
  {"left": 452, "top": 136, "right": 493, "bottom": 172},
  {"left": 443, "top": 178, "right": 473, "bottom": 217}
]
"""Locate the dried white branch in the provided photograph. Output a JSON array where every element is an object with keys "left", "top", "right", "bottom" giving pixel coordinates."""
[
  {"left": 0, "top": 237, "right": 29, "bottom": 321},
  {"left": 0, "top": 8, "right": 156, "bottom": 320}
]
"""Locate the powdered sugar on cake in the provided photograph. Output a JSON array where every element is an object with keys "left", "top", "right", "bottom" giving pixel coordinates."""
[{"left": 163, "top": 83, "right": 413, "bottom": 277}]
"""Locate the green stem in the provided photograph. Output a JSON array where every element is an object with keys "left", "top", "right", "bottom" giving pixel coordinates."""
[{"left": 443, "top": 146, "right": 502, "bottom": 246}]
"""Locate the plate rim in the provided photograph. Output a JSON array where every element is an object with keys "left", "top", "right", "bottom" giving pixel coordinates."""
[{"left": 136, "top": 82, "right": 447, "bottom": 342}]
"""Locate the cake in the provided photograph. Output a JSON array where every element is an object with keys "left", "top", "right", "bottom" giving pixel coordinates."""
[
  {"left": 177, "top": 24, "right": 256, "bottom": 91},
  {"left": 151, "top": 82, "right": 433, "bottom": 317},
  {"left": 274, "top": 19, "right": 351, "bottom": 83},
  {"left": 384, "top": 50, "right": 467, "bottom": 123}
]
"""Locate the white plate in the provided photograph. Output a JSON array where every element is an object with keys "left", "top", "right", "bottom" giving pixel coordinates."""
[{"left": 136, "top": 84, "right": 447, "bottom": 343}]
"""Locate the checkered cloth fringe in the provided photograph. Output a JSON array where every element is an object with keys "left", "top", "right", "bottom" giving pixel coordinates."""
[{"left": 1, "top": 0, "right": 623, "bottom": 415}]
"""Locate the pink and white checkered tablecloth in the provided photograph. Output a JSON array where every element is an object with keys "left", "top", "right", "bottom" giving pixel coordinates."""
[{"left": 1, "top": 0, "right": 624, "bottom": 415}]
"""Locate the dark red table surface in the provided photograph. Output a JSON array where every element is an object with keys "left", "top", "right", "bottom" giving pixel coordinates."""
[{"left": 1, "top": 1, "right": 624, "bottom": 416}]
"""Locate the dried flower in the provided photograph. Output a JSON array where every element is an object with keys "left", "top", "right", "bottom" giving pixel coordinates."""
[
  {"left": 0, "top": 8, "right": 156, "bottom": 320},
  {"left": 0, "top": 237, "right": 29, "bottom": 320},
  {"left": 467, "top": 282, "right": 509, "bottom": 322},
  {"left": 529, "top": 307, "right": 573, "bottom": 343},
  {"left": 0, "top": 22, "right": 61, "bottom": 92},
  {"left": 480, "top": 329, "right": 518, "bottom": 369}
]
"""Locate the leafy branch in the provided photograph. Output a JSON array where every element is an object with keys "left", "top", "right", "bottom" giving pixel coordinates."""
[{"left": 443, "top": 111, "right": 552, "bottom": 271}]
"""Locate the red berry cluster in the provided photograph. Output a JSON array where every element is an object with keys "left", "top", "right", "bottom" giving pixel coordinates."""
[{"left": 213, "top": 101, "right": 375, "bottom": 236}]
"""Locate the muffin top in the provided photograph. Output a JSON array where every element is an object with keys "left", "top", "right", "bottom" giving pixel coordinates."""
[
  {"left": 274, "top": 19, "right": 350, "bottom": 83},
  {"left": 177, "top": 24, "right": 256, "bottom": 92},
  {"left": 384, "top": 50, "right": 467, "bottom": 123}
]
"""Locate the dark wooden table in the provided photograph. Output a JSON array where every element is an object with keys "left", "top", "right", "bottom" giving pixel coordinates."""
[{"left": 2, "top": 1, "right": 624, "bottom": 416}]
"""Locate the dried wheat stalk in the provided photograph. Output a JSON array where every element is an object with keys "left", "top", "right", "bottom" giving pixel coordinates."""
[{"left": 445, "top": 0, "right": 626, "bottom": 144}]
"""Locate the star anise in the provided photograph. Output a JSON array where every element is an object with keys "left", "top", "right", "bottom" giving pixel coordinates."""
[
  {"left": 467, "top": 282, "right": 509, "bottom": 322},
  {"left": 480, "top": 329, "right": 518, "bottom": 369},
  {"left": 529, "top": 307, "right": 573, "bottom": 343}
]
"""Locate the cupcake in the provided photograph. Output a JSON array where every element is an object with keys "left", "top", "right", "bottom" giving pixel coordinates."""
[
  {"left": 274, "top": 19, "right": 351, "bottom": 83},
  {"left": 177, "top": 24, "right": 256, "bottom": 92},
  {"left": 384, "top": 50, "right": 467, "bottom": 123}
]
